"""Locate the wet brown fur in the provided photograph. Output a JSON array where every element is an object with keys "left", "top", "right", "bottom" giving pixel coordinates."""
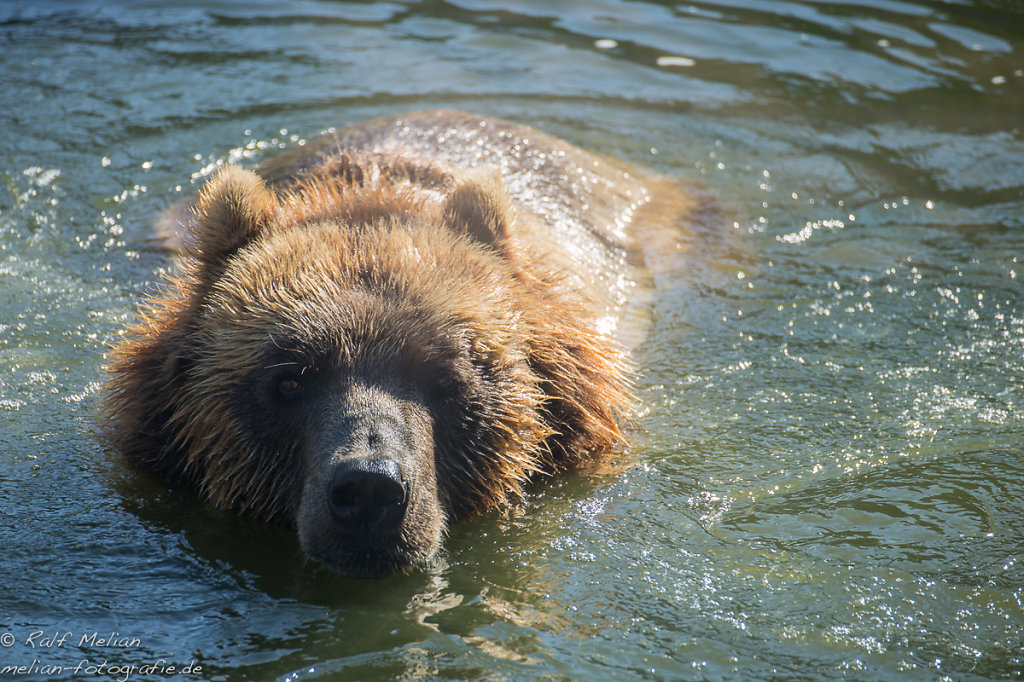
[{"left": 103, "top": 147, "right": 630, "bottom": 532}]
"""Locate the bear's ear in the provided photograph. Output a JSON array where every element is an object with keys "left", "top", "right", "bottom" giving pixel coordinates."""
[
  {"left": 442, "top": 169, "right": 513, "bottom": 249},
  {"left": 190, "top": 165, "right": 278, "bottom": 267}
]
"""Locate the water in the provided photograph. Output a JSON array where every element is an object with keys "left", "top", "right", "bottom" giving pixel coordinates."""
[{"left": 1, "top": 1, "right": 1022, "bottom": 680}]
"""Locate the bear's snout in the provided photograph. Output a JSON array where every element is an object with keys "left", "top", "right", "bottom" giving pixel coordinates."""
[
  {"left": 327, "top": 458, "right": 408, "bottom": 531},
  {"left": 294, "top": 385, "right": 444, "bottom": 577}
]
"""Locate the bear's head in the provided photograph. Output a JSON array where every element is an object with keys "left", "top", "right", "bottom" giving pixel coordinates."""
[{"left": 104, "top": 160, "right": 627, "bottom": 578}]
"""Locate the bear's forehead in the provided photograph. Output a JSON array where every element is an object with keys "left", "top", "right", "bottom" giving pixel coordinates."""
[
  {"left": 189, "top": 215, "right": 524, "bottom": 374},
  {"left": 206, "top": 266, "right": 510, "bottom": 342},
  {"left": 202, "top": 280, "right": 484, "bottom": 350},
  {"left": 214, "top": 218, "right": 508, "bottom": 304},
  {"left": 196, "top": 231, "right": 519, "bottom": 366}
]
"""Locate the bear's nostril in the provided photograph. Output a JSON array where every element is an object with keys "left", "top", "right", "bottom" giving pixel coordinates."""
[{"left": 328, "top": 458, "right": 407, "bottom": 530}]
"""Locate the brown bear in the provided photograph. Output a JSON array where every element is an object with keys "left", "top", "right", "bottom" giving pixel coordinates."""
[{"left": 103, "top": 110, "right": 697, "bottom": 578}]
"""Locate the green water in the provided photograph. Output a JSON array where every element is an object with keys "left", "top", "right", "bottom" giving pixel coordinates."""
[{"left": 1, "top": 1, "right": 1022, "bottom": 680}]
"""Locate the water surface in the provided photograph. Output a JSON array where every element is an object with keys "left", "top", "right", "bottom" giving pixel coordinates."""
[{"left": 1, "top": 1, "right": 1022, "bottom": 680}]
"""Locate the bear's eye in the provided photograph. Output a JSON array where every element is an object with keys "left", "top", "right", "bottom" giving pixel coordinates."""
[
  {"left": 276, "top": 376, "right": 303, "bottom": 398},
  {"left": 430, "top": 371, "right": 459, "bottom": 399}
]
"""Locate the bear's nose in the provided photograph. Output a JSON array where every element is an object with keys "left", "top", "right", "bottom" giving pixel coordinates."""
[{"left": 328, "top": 458, "right": 408, "bottom": 530}]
